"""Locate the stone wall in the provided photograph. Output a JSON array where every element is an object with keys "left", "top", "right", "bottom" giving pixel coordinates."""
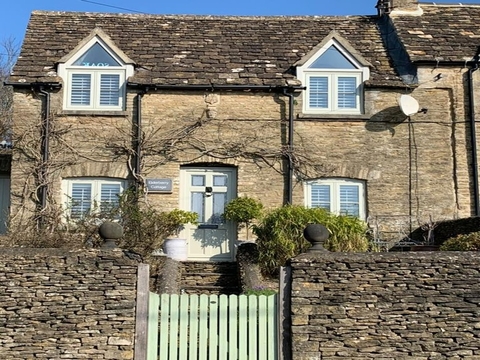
[
  {"left": 9, "top": 67, "right": 477, "bottom": 240},
  {"left": 0, "top": 248, "right": 140, "bottom": 360},
  {"left": 290, "top": 251, "right": 480, "bottom": 359}
]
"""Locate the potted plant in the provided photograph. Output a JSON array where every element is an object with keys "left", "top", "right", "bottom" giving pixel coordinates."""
[
  {"left": 223, "top": 196, "right": 263, "bottom": 241},
  {"left": 162, "top": 209, "right": 198, "bottom": 260}
]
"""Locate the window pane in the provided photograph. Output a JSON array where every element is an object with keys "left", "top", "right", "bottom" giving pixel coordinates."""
[
  {"left": 311, "top": 184, "right": 330, "bottom": 211},
  {"left": 212, "top": 192, "right": 226, "bottom": 224},
  {"left": 100, "top": 74, "right": 120, "bottom": 106},
  {"left": 100, "top": 183, "right": 121, "bottom": 212},
  {"left": 71, "top": 74, "right": 91, "bottom": 106},
  {"left": 339, "top": 185, "right": 360, "bottom": 217},
  {"left": 73, "top": 43, "right": 121, "bottom": 67},
  {"left": 309, "top": 77, "right": 328, "bottom": 108},
  {"left": 213, "top": 175, "right": 227, "bottom": 187},
  {"left": 309, "top": 45, "right": 356, "bottom": 69},
  {"left": 337, "top": 77, "right": 357, "bottom": 109},
  {"left": 70, "top": 183, "right": 92, "bottom": 219},
  {"left": 191, "top": 192, "right": 204, "bottom": 223},
  {"left": 192, "top": 175, "right": 205, "bottom": 186}
]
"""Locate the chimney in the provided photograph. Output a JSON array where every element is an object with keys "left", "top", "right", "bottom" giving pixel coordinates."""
[{"left": 376, "top": 0, "right": 419, "bottom": 16}]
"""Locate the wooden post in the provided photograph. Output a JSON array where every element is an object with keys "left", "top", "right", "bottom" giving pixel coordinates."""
[
  {"left": 279, "top": 266, "right": 292, "bottom": 360},
  {"left": 134, "top": 264, "right": 150, "bottom": 360}
]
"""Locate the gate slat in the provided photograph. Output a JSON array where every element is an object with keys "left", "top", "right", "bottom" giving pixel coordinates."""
[
  {"left": 198, "top": 294, "right": 209, "bottom": 360},
  {"left": 248, "top": 295, "right": 258, "bottom": 358},
  {"left": 258, "top": 295, "right": 267, "bottom": 360},
  {"left": 189, "top": 295, "right": 199, "bottom": 360},
  {"left": 218, "top": 295, "right": 228, "bottom": 359},
  {"left": 228, "top": 295, "right": 238, "bottom": 360},
  {"left": 238, "top": 295, "right": 248, "bottom": 359},
  {"left": 169, "top": 295, "right": 180, "bottom": 360},
  {"left": 208, "top": 295, "right": 219, "bottom": 360},
  {"left": 159, "top": 294, "right": 171, "bottom": 360},
  {"left": 178, "top": 294, "right": 189, "bottom": 359},
  {"left": 147, "top": 292, "right": 159, "bottom": 360},
  {"left": 267, "top": 295, "right": 278, "bottom": 360}
]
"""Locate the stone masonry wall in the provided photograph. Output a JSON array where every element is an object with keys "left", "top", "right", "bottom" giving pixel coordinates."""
[
  {"left": 0, "top": 248, "right": 139, "bottom": 360},
  {"left": 10, "top": 71, "right": 476, "bottom": 240},
  {"left": 290, "top": 251, "right": 480, "bottom": 360}
]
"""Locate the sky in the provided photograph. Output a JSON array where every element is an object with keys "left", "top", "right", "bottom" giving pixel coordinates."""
[{"left": 2, "top": 0, "right": 480, "bottom": 46}]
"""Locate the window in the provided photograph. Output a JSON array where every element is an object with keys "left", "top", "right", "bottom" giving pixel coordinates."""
[
  {"left": 58, "top": 35, "right": 134, "bottom": 112},
  {"left": 305, "top": 178, "right": 366, "bottom": 220},
  {"left": 296, "top": 38, "right": 370, "bottom": 115},
  {"left": 62, "top": 178, "right": 127, "bottom": 220}
]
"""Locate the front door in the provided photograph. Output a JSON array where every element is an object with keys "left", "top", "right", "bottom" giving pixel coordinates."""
[
  {"left": 180, "top": 167, "right": 237, "bottom": 261},
  {"left": 0, "top": 175, "right": 10, "bottom": 234}
]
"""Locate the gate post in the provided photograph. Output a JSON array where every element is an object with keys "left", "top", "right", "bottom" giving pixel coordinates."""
[
  {"left": 134, "top": 264, "right": 150, "bottom": 360},
  {"left": 279, "top": 266, "right": 292, "bottom": 360}
]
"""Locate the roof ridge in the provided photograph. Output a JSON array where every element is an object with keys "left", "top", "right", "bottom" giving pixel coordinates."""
[
  {"left": 421, "top": 2, "right": 480, "bottom": 7},
  {"left": 30, "top": 10, "right": 375, "bottom": 21}
]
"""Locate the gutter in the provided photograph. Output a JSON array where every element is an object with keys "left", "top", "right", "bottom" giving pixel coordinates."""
[
  {"left": 283, "top": 89, "right": 295, "bottom": 205},
  {"left": 128, "top": 82, "right": 304, "bottom": 93},
  {"left": 5, "top": 81, "right": 61, "bottom": 89},
  {"left": 134, "top": 89, "right": 148, "bottom": 191},
  {"left": 38, "top": 87, "right": 52, "bottom": 216},
  {"left": 468, "top": 60, "right": 480, "bottom": 216}
]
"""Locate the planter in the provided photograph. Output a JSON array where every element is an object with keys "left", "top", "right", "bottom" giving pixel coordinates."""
[{"left": 163, "top": 238, "right": 188, "bottom": 261}]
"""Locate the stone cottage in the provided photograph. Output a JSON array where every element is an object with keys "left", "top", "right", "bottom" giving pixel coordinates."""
[{"left": 4, "top": 0, "right": 480, "bottom": 256}]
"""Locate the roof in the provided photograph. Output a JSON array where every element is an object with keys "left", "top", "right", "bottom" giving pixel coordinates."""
[
  {"left": 10, "top": 10, "right": 402, "bottom": 87},
  {"left": 390, "top": 3, "right": 480, "bottom": 63}
]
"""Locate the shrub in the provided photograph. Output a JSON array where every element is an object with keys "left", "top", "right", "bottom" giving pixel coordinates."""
[
  {"left": 2, "top": 188, "right": 197, "bottom": 258},
  {"left": 440, "top": 232, "right": 480, "bottom": 251},
  {"left": 223, "top": 196, "right": 263, "bottom": 240},
  {"left": 253, "top": 205, "right": 370, "bottom": 276}
]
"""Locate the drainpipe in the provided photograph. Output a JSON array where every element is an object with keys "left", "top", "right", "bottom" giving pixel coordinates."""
[
  {"left": 468, "top": 60, "right": 480, "bottom": 216},
  {"left": 38, "top": 87, "right": 51, "bottom": 215},
  {"left": 283, "top": 89, "right": 295, "bottom": 205},
  {"left": 134, "top": 89, "right": 147, "bottom": 192}
]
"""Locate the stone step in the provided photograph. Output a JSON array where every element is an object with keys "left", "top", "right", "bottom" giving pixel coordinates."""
[
  {"left": 181, "top": 285, "right": 240, "bottom": 296},
  {"left": 180, "top": 261, "right": 240, "bottom": 295}
]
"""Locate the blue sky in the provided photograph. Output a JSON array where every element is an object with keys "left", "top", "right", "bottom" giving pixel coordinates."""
[{"left": 2, "top": 0, "right": 480, "bottom": 46}]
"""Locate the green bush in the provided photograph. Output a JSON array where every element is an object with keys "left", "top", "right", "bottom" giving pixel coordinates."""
[
  {"left": 252, "top": 205, "right": 370, "bottom": 276},
  {"left": 440, "top": 232, "right": 480, "bottom": 251},
  {"left": 223, "top": 196, "right": 263, "bottom": 240}
]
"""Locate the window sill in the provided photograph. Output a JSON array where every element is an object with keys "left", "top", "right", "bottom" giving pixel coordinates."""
[
  {"left": 60, "top": 110, "right": 128, "bottom": 116},
  {"left": 298, "top": 113, "right": 370, "bottom": 121}
]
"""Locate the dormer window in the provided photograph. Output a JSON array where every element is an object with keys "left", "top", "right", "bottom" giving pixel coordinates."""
[
  {"left": 58, "top": 29, "right": 135, "bottom": 113},
  {"left": 296, "top": 34, "right": 370, "bottom": 115}
]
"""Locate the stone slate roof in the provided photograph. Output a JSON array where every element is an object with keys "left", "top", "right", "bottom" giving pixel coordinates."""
[
  {"left": 390, "top": 3, "right": 480, "bottom": 63},
  {"left": 10, "top": 10, "right": 402, "bottom": 87}
]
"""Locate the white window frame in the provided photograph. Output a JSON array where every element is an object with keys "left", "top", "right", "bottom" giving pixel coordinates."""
[
  {"left": 62, "top": 177, "right": 127, "bottom": 220},
  {"left": 297, "top": 39, "right": 369, "bottom": 115},
  {"left": 58, "top": 37, "right": 133, "bottom": 112},
  {"left": 304, "top": 178, "right": 366, "bottom": 220}
]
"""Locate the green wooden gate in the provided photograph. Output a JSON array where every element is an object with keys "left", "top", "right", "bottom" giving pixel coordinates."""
[{"left": 147, "top": 293, "right": 278, "bottom": 360}]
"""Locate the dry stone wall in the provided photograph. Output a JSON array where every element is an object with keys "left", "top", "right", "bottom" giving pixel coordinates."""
[
  {"left": 290, "top": 251, "right": 480, "bottom": 360},
  {"left": 0, "top": 248, "right": 139, "bottom": 360}
]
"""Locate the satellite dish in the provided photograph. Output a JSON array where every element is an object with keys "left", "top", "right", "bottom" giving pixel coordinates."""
[{"left": 398, "top": 94, "right": 420, "bottom": 116}]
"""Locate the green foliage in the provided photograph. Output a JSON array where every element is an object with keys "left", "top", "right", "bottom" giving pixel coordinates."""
[
  {"left": 223, "top": 196, "right": 263, "bottom": 240},
  {"left": 253, "top": 205, "right": 370, "bottom": 276},
  {"left": 2, "top": 188, "right": 198, "bottom": 257},
  {"left": 440, "top": 232, "right": 480, "bottom": 251},
  {"left": 223, "top": 196, "right": 263, "bottom": 225}
]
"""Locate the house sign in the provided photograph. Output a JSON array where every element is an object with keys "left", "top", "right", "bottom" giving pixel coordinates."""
[{"left": 146, "top": 178, "right": 173, "bottom": 193}]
